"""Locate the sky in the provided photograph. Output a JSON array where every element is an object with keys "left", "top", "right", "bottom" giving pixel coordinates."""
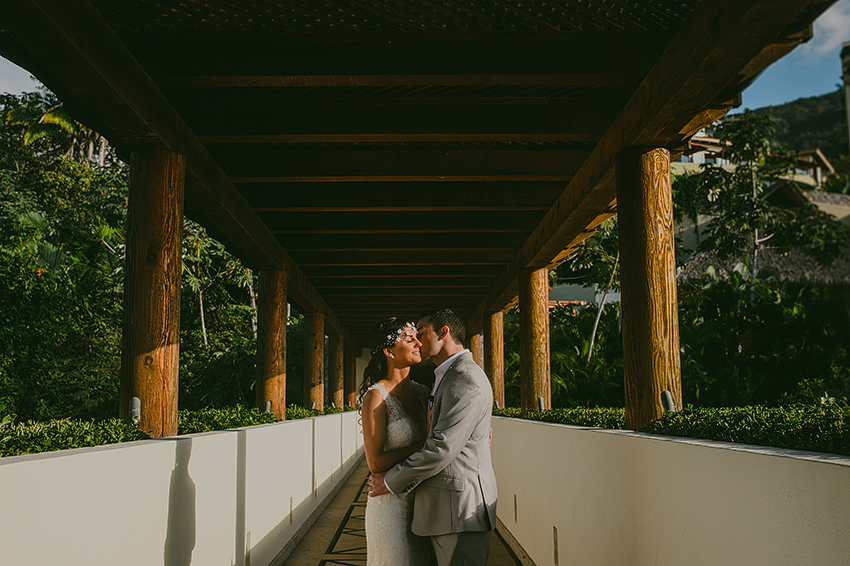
[
  {"left": 737, "top": 0, "right": 850, "bottom": 111},
  {"left": 1, "top": 0, "right": 849, "bottom": 109}
]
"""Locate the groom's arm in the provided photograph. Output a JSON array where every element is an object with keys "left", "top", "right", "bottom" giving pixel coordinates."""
[{"left": 383, "top": 370, "right": 486, "bottom": 497}]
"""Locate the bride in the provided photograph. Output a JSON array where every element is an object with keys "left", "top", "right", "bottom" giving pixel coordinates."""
[{"left": 360, "top": 317, "right": 433, "bottom": 566}]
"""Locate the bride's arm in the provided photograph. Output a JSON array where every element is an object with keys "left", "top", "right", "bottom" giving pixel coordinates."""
[{"left": 361, "top": 389, "right": 425, "bottom": 474}]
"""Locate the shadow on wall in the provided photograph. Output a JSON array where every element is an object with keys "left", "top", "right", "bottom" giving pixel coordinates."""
[
  {"left": 248, "top": 449, "right": 366, "bottom": 566},
  {"left": 164, "top": 438, "right": 197, "bottom": 566}
]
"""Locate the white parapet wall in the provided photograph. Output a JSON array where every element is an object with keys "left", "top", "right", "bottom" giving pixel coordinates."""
[
  {"left": 0, "top": 411, "right": 364, "bottom": 566},
  {"left": 492, "top": 416, "right": 850, "bottom": 566}
]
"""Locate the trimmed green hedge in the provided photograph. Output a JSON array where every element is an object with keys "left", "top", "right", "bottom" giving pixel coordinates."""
[
  {"left": 0, "top": 415, "right": 149, "bottom": 457},
  {"left": 642, "top": 405, "right": 850, "bottom": 456},
  {"left": 1, "top": 404, "right": 357, "bottom": 457},
  {"left": 494, "top": 407, "right": 626, "bottom": 429},
  {"left": 178, "top": 405, "right": 279, "bottom": 434},
  {"left": 5, "top": 403, "right": 846, "bottom": 458},
  {"left": 494, "top": 404, "right": 850, "bottom": 456}
]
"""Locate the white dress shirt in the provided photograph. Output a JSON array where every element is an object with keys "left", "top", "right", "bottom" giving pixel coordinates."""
[{"left": 430, "top": 348, "right": 469, "bottom": 406}]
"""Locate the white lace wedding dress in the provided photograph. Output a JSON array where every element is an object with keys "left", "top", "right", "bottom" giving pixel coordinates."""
[{"left": 365, "top": 381, "right": 432, "bottom": 566}]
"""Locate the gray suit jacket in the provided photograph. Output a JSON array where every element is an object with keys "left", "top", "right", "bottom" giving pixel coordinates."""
[{"left": 384, "top": 351, "right": 498, "bottom": 536}]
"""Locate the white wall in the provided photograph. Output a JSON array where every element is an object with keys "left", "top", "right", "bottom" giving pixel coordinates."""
[
  {"left": 0, "top": 412, "right": 364, "bottom": 566},
  {"left": 492, "top": 417, "right": 850, "bottom": 566}
]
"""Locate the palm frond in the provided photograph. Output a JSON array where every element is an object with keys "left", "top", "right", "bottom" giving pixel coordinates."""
[
  {"left": 39, "top": 106, "right": 79, "bottom": 135},
  {"left": 22, "top": 123, "right": 60, "bottom": 145}
]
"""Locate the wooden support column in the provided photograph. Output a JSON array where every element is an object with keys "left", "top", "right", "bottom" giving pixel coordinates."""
[
  {"left": 329, "top": 334, "right": 344, "bottom": 408},
  {"left": 255, "top": 269, "right": 286, "bottom": 420},
  {"left": 344, "top": 346, "right": 357, "bottom": 408},
  {"left": 304, "top": 312, "right": 325, "bottom": 411},
  {"left": 616, "top": 147, "right": 682, "bottom": 430},
  {"left": 484, "top": 311, "right": 505, "bottom": 409},
  {"left": 519, "top": 268, "right": 550, "bottom": 411},
  {"left": 119, "top": 150, "right": 184, "bottom": 438},
  {"left": 469, "top": 332, "right": 484, "bottom": 368}
]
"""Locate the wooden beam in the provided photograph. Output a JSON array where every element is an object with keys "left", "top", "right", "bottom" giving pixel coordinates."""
[
  {"left": 158, "top": 74, "right": 645, "bottom": 88},
  {"left": 255, "top": 269, "right": 287, "bottom": 420},
  {"left": 328, "top": 300, "right": 480, "bottom": 309},
  {"left": 119, "top": 149, "right": 184, "bottom": 438},
  {"left": 237, "top": 181, "right": 566, "bottom": 211},
  {"left": 468, "top": 0, "right": 819, "bottom": 333},
  {"left": 617, "top": 147, "right": 681, "bottom": 430},
  {"left": 130, "top": 38, "right": 652, "bottom": 83},
  {"left": 181, "top": 103, "right": 617, "bottom": 143},
  {"left": 287, "top": 250, "right": 515, "bottom": 266},
  {"left": 0, "top": 0, "right": 358, "bottom": 349},
  {"left": 317, "top": 287, "right": 489, "bottom": 296},
  {"left": 210, "top": 148, "right": 590, "bottom": 181},
  {"left": 313, "top": 279, "right": 494, "bottom": 289},
  {"left": 275, "top": 232, "right": 527, "bottom": 251},
  {"left": 263, "top": 211, "right": 544, "bottom": 234},
  {"left": 301, "top": 265, "right": 505, "bottom": 278}
]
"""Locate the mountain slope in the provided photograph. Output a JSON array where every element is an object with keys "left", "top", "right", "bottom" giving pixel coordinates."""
[{"left": 750, "top": 89, "right": 847, "bottom": 161}]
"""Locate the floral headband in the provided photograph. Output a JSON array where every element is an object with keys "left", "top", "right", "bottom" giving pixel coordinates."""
[{"left": 371, "top": 322, "right": 417, "bottom": 355}]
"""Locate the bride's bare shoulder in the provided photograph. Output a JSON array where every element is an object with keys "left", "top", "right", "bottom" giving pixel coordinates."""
[{"left": 361, "top": 386, "right": 386, "bottom": 410}]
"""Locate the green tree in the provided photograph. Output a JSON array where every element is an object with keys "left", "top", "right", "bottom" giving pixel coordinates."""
[
  {"left": 0, "top": 158, "right": 127, "bottom": 421},
  {"left": 675, "top": 111, "right": 848, "bottom": 292},
  {"left": 6, "top": 90, "right": 110, "bottom": 167}
]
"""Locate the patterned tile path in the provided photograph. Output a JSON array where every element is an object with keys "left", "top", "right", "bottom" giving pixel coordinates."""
[{"left": 283, "top": 457, "right": 520, "bottom": 566}]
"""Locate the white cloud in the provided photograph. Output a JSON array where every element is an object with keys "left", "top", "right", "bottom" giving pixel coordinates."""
[{"left": 799, "top": 0, "right": 850, "bottom": 61}]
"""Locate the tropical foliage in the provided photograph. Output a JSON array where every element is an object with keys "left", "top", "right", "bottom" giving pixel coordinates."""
[
  {"left": 494, "top": 402, "right": 850, "bottom": 456},
  {"left": 0, "top": 91, "right": 271, "bottom": 422},
  {"left": 543, "top": 111, "right": 850, "bottom": 409}
]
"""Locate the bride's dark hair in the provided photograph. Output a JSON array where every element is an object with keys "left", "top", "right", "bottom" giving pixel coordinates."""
[{"left": 358, "top": 317, "right": 413, "bottom": 405}]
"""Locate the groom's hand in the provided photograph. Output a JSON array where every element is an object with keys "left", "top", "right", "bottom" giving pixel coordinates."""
[{"left": 369, "top": 472, "right": 389, "bottom": 497}]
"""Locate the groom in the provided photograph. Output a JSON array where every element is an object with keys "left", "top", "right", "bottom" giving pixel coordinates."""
[{"left": 369, "top": 308, "right": 498, "bottom": 566}]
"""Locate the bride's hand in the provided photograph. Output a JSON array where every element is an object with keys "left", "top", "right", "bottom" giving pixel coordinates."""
[{"left": 369, "top": 472, "right": 389, "bottom": 497}]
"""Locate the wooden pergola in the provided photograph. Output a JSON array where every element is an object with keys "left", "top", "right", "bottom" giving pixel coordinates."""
[{"left": 0, "top": 0, "right": 832, "bottom": 436}]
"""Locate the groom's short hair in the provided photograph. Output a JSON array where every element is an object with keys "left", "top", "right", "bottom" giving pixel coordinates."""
[{"left": 419, "top": 308, "right": 466, "bottom": 346}]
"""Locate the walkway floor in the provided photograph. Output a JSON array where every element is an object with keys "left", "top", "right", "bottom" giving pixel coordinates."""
[{"left": 283, "top": 457, "right": 521, "bottom": 566}]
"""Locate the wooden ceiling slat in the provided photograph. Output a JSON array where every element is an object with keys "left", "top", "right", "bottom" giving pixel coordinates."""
[
  {"left": 154, "top": 74, "right": 642, "bottom": 88},
  {"left": 387, "top": 0, "right": 476, "bottom": 30},
  {"left": 600, "top": 1, "right": 647, "bottom": 31},
  {"left": 275, "top": 232, "right": 528, "bottom": 250},
  {"left": 556, "top": 0, "right": 623, "bottom": 31},
  {"left": 287, "top": 249, "right": 515, "bottom": 266},
  {"left": 301, "top": 265, "right": 505, "bottom": 277},
  {"left": 413, "top": 0, "right": 492, "bottom": 31},
  {"left": 237, "top": 181, "right": 566, "bottom": 210},
  {"left": 95, "top": 0, "right": 699, "bottom": 35},
  {"left": 260, "top": 210, "right": 545, "bottom": 233},
  {"left": 321, "top": 289, "right": 489, "bottom": 297},
  {"left": 494, "top": 0, "right": 578, "bottom": 31}
]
